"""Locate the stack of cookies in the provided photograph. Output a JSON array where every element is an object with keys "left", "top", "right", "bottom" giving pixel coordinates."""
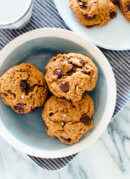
[{"left": 0, "top": 53, "right": 98, "bottom": 144}]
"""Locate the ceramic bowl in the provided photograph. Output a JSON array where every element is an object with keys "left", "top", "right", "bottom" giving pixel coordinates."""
[{"left": 0, "top": 28, "right": 116, "bottom": 158}]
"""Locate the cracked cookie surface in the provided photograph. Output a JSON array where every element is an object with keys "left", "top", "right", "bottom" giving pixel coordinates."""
[
  {"left": 0, "top": 63, "right": 48, "bottom": 114},
  {"left": 42, "top": 94, "right": 94, "bottom": 144},
  {"left": 45, "top": 53, "right": 98, "bottom": 102},
  {"left": 69, "top": 0, "right": 117, "bottom": 27}
]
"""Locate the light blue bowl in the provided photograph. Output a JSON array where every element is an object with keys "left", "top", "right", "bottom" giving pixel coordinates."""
[{"left": 0, "top": 28, "right": 116, "bottom": 158}]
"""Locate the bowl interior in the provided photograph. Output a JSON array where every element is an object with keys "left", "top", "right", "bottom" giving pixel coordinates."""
[{"left": 0, "top": 37, "right": 107, "bottom": 151}]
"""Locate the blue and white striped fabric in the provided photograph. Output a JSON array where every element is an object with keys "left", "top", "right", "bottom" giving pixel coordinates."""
[{"left": 0, "top": 0, "right": 129, "bottom": 170}]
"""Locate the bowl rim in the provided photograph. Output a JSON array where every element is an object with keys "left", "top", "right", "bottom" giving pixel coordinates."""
[{"left": 0, "top": 28, "right": 116, "bottom": 158}]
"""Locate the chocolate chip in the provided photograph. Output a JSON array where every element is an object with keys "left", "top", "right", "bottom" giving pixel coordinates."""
[
  {"left": 81, "top": 69, "right": 91, "bottom": 75},
  {"left": 61, "top": 136, "right": 71, "bottom": 143},
  {"left": 25, "top": 84, "right": 43, "bottom": 95},
  {"left": 86, "top": 25, "right": 95, "bottom": 28},
  {"left": 27, "top": 64, "right": 32, "bottom": 68},
  {"left": 112, "top": 0, "right": 117, "bottom": 4},
  {"left": 16, "top": 103, "right": 25, "bottom": 106},
  {"left": 20, "top": 80, "right": 29, "bottom": 91},
  {"left": 14, "top": 103, "right": 25, "bottom": 112},
  {"left": 110, "top": 11, "right": 116, "bottom": 18},
  {"left": 67, "top": 66, "right": 73, "bottom": 73},
  {"left": 82, "top": 91, "right": 87, "bottom": 98},
  {"left": 80, "top": 114, "right": 92, "bottom": 125},
  {"left": 82, "top": 69, "right": 86, "bottom": 74},
  {"left": 7, "top": 90, "right": 16, "bottom": 97},
  {"left": 60, "top": 82, "right": 69, "bottom": 93},
  {"left": 66, "top": 65, "right": 76, "bottom": 74},
  {"left": 31, "top": 107, "right": 39, "bottom": 112},
  {"left": 54, "top": 69, "right": 63, "bottom": 79},
  {"left": 80, "top": 59, "right": 85, "bottom": 65},
  {"left": 1, "top": 92, "right": 8, "bottom": 96},
  {"left": 85, "top": 14, "right": 96, "bottom": 20},
  {"left": 49, "top": 112, "right": 53, "bottom": 116},
  {"left": 127, "top": 3, "right": 130, "bottom": 11},
  {"left": 25, "top": 88, "right": 33, "bottom": 95},
  {"left": 79, "top": 1, "right": 87, "bottom": 8},
  {"left": 7, "top": 90, "right": 13, "bottom": 94}
]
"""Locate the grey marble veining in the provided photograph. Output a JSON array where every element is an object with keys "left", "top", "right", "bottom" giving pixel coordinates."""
[
  {"left": 0, "top": 102, "right": 130, "bottom": 179},
  {"left": 101, "top": 103, "right": 130, "bottom": 174}
]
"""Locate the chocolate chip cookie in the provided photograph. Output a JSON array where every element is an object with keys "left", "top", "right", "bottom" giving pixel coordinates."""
[
  {"left": 0, "top": 63, "right": 48, "bottom": 114},
  {"left": 45, "top": 53, "right": 98, "bottom": 102},
  {"left": 42, "top": 94, "right": 94, "bottom": 144},
  {"left": 118, "top": 0, "right": 130, "bottom": 21},
  {"left": 69, "top": 0, "right": 117, "bottom": 27}
]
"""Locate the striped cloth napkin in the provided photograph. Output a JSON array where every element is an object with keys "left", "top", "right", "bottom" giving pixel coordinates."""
[{"left": 0, "top": 0, "right": 129, "bottom": 170}]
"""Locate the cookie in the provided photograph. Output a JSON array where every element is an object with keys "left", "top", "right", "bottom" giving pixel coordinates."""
[
  {"left": 42, "top": 94, "right": 94, "bottom": 144},
  {"left": 0, "top": 63, "right": 48, "bottom": 114},
  {"left": 69, "top": 0, "right": 117, "bottom": 27},
  {"left": 45, "top": 53, "right": 98, "bottom": 102},
  {"left": 118, "top": 0, "right": 130, "bottom": 21}
]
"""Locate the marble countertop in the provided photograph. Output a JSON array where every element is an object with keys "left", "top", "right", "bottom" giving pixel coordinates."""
[{"left": 0, "top": 102, "right": 130, "bottom": 179}]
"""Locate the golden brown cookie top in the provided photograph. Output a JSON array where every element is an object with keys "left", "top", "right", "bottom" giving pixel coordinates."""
[
  {"left": 42, "top": 94, "right": 94, "bottom": 144},
  {"left": 69, "top": 0, "right": 117, "bottom": 27},
  {"left": 45, "top": 53, "right": 98, "bottom": 102},
  {"left": 0, "top": 63, "right": 48, "bottom": 114}
]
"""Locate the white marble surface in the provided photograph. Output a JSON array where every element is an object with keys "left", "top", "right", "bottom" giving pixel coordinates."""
[{"left": 0, "top": 102, "right": 130, "bottom": 179}]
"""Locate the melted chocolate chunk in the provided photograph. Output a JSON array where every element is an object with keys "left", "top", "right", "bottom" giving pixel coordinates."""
[
  {"left": 49, "top": 112, "right": 54, "bottom": 116},
  {"left": 86, "top": 25, "right": 95, "bottom": 28},
  {"left": 25, "top": 84, "right": 43, "bottom": 95},
  {"left": 80, "top": 114, "right": 92, "bottom": 125},
  {"left": 112, "top": 0, "right": 117, "bottom": 5},
  {"left": 85, "top": 14, "right": 96, "bottom": 20},
  {"left": 61, "top": 136, "right": 71, "bottom": 143},
  {"left": 27, "top": 64, "right": 32, "bottom": 68},
  {"left": 80, "top": 59, "right": 85, "bottom": 65},
  {"left": 82, "top": 91, "right": 87, "bottom": 98},
  {"left": 20, "top": 80, "right": 29, "bottom": 91},
  {"left": 66, "top": 65, "right": 76, "bottom": 75},
  {"left": 127, "top": 3, "right": 130, "bottom": 11},
  {"left": 7, "top": 90, "right": 13, "bottom": 94},
  {"left": 54, "top": 69, "right": 63, "bottom": 79},
  {"left": 81, "top": 69, "right": 91, "bottom": 75},
  {"left": 79, "top": 1, "right": 87, "bottom": 8},
  {"left": 14, "top": 103, "right": 25, "bottom": 112},
  {"left": 1, "top": 92, "right": 8, "bottom": 96},
  {"left": 7, "top": 90, "right": 16, "bottom": 97},
  {"left": 110, "top": 11, "right": 116, "bottom": 18},
  {"left": 25, "top": 88, "right": 33, "bottom": 95},
  {"left": 60, "top": 82, "right": 69, "bottom": 92}
]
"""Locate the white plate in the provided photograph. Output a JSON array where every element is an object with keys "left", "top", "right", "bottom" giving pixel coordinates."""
[{"left": 54, "top": 0, "right": 130, "bottom": 50}]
